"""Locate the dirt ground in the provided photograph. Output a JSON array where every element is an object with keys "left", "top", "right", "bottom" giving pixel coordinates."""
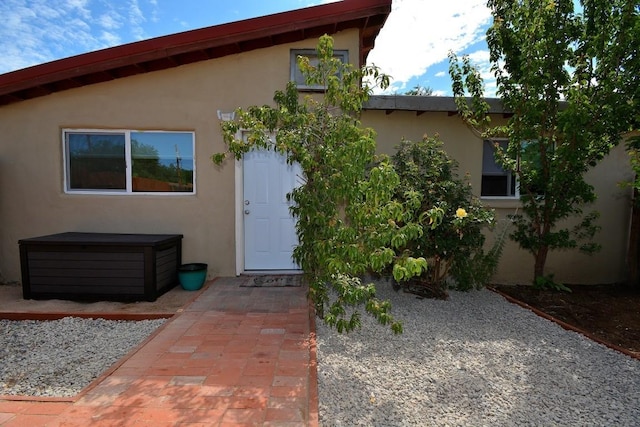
[
  {"left": 0, "top": 282, "right": 204, "bottom": 317},
  {"left": 493, "top": 283, "right": 640, "bottom": 357}
]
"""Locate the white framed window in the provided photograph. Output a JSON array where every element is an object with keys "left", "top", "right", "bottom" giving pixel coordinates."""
[
  {"left": 63, "top": 129, "right": 195, "bottom": 195},
  {"left": 290, "top": 48, "right": 349, "bottom": 91},
  {"left": 481, "top": 139, "right": 517, "bottom": 198}
]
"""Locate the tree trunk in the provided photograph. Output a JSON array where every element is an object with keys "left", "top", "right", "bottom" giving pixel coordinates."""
[
  {"left": 626, "top": 188, "right": 640, "bottom": 288},
  {"left": 533, "top": 245, "right": 549, "bottom": 283}
]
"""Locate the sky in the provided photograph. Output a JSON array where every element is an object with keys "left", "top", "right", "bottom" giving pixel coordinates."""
[{"left": 0, "top": 0, "right": 495, "bottom": 96}]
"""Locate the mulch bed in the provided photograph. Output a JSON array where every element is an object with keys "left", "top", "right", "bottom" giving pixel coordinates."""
[{"left": 492, "top": 283, "right": 640, "bottom": 357}]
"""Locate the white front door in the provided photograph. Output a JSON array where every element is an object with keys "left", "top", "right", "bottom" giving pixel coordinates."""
[{"left": 243, "top": 149, "right": 302, "bottom": 270}]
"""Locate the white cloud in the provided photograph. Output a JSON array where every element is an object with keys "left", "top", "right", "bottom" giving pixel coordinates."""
[
  {"left": 435, "top": 71, "right": 446, "bottom": 78},
  {"left": 466, "top": 49, "right": 490, "bottom": 65},
  {"left": 0, "top": 0, "right": 101, "bottom": 72},
  {"left": 100, "top": 30, "right": 121, "bottom": 46},
  {"left": 175, "top": 19, "right": 190, "bottom": 28},
  {"left": 98, "top": 12, "right": 122, "bottom": 30},
  {"left": 148, "top": 0, "right": 159, "bottom": 23},
  {"left": 368, "top": 0, "right": 492, "bottom": 93},
  {"left": 64, "top": 0, "right": 91, "bottom": 19},
  {"left": 0, "top": 0, "right": 167, "bottom": 74},
  {"left": 127, "top": 0, "right": 160, "bottom": 37},
  {"left": 37, "top": 4, "right": 63, "bottom": 19},
  {"left": 128, "top": 0, "right": 147, "bottom": 40},
  {"left": 128, "top": 0, "right": 145, "bottom": 25}
]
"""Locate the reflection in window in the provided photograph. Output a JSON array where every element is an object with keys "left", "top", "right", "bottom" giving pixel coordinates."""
[
  {"left": 131, "top": 132, "right": 194, "bottom": 192},
  {"left": 64, "top": 130, "right": 195, "bottom": 194}
]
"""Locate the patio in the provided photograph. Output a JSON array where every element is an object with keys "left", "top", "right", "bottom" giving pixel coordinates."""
[{"left": 0, "top": 276, "right": 317, "bottom": 426}]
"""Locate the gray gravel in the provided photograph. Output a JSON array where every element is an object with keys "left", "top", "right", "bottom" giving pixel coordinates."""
[
  {"left": 0, "top": 317, "right": 165, "bottom": 397},
  {"left": 316, "top": 281, "right": 640, "bottom": 426}
]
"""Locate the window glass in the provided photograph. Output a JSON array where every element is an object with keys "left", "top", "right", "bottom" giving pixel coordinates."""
[
  {"left": 64, "top": 130, "right": 195, "bottom": 194},
  {"left": 290, "top": 49, "right": 348, "bottom": 90},
  {"left": 481, "top": 140, "right": 516, "bottom": 197},
  {"left": 131, "top": 132, "right": 194, "bottom": 192},
  {"left": 66, "top": 133, "right": 126, "bottom": 190}
]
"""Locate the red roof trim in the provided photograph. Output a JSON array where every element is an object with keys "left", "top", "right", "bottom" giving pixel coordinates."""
[{"left": 0, "top": 0, "right": 391, "bottom": 106}]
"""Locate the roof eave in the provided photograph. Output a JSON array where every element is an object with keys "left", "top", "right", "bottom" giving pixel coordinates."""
[{"left": 364, "top": 95, "right": 512, "bottom": 116}]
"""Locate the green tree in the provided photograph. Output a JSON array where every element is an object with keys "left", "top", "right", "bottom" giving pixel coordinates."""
[
  {"left": 213, "top": 35, "right": 431, "bottom": 333},
  {"left": 131, "top": 140, "right": 162, "bottom": 179},
  {"left": 449, "top": 0, "right": 639, "bottom": 286},
  {"left": 403, "top": 85, "right": 434, "bottom": 96}
]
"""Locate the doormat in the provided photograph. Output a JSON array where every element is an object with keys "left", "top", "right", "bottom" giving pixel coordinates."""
[{"left": 240, "top": 275, "right": 302, "bottom": 287}]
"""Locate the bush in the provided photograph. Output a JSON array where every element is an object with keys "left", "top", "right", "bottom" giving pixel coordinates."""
[{"left": 390, "top": 135, "right": 501, "bottom": 297}]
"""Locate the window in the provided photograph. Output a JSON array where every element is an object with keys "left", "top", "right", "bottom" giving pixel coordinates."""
[
  {"left": 290, "top": 49, "right": 349, "bottom": 90},
  {"left": 64, "top": 130, "right": 195, "bottom": 194},
  {"left": 481, "top": 139, "right": 517, "bottom": 197}
]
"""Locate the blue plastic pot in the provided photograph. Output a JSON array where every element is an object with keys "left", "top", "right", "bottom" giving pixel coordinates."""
[{"left": 178, "top": 263, "right": 208, "bottom": 291}]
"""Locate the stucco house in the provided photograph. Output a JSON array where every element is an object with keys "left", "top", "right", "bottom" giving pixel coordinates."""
[{"left": 0, "top": 0, "right": 633, "bottom": 293}]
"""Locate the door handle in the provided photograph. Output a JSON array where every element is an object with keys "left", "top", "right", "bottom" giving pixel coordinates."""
[
  {"left": 244, "top": 210, "right": 250, "bottom": 215},
  {"left": 244, "top": 200, "right": 250, "bottom": 205}
]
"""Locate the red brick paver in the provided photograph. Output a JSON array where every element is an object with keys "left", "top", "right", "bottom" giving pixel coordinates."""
[{"left": 0, "top": 276, "right": 317, "bottom": 426}]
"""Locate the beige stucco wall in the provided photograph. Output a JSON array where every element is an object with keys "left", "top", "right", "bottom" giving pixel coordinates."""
[
  {"left": 363, "top": 110, "right": 635, "bottom": 285},
  {"left": 0, "top": 30, "right": 360, "bottom": 283}
]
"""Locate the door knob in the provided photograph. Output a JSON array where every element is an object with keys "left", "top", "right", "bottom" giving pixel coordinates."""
[
  {"left": 244, "top": 200, "right": 250, "bottom": 205},
  {"left": 244, "top": 210, "right": 250, "bottom": 215}
]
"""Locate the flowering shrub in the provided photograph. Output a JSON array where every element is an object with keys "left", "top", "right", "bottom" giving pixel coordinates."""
[
  {"left": 391, "top": 135, "right": 501, "bottom": 297},
  {"left": 456, "top": 208, "right": 468, "bottom": 218}
]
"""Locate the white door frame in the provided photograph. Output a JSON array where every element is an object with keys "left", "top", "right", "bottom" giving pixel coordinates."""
[
  {"left": 233, "top": 131, "right": 301, "bottom": 274},
  {"left": 234, "top": 157, "right": 245, "bottom": 275}
]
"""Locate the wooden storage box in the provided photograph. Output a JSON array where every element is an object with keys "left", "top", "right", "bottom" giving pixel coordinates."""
[{"left": 19, "top": 232, "right": 183, "bottom": 302}]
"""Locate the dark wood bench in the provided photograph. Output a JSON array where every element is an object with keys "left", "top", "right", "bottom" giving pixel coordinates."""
[{"left": 19, "top": 232, "right": 183, "bottom": 302}]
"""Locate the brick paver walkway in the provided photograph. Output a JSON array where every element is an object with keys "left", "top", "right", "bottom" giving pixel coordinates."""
[{"left": 0, "top": 276, "right": 317, "bottom": 426}]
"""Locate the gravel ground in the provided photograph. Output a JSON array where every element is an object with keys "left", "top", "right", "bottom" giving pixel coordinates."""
[
  {"left": 0, "top": 317, "right": 165, "bottom": 397},
  {"left": 316, "top": 281, "right": 640, "bottom": 426}
]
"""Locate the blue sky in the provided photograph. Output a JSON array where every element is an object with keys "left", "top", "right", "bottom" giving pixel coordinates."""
[{"left": 0, "top": 0, "right": 495, "bottom": 96}]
